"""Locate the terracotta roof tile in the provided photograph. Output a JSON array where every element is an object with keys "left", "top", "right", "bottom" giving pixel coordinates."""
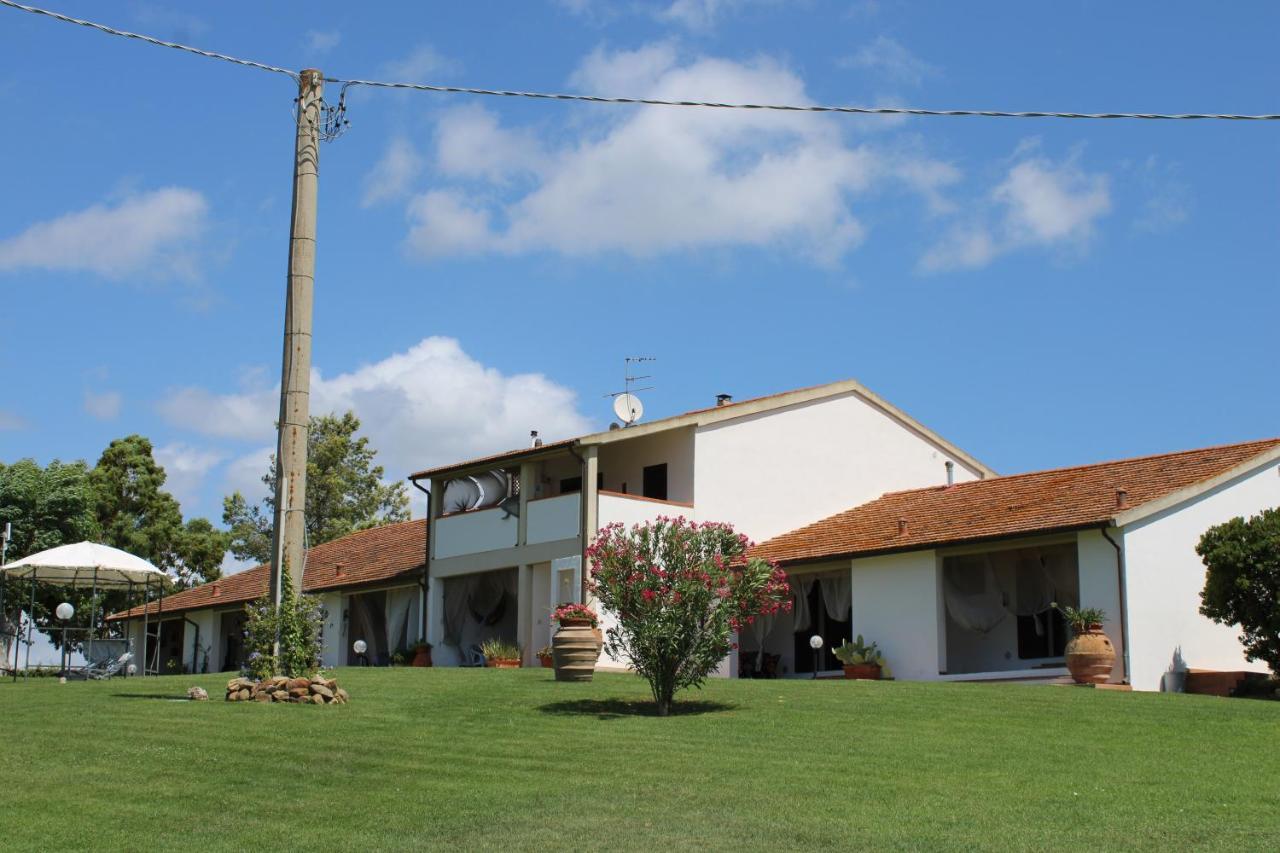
[
  {"left": 752, "top": 438, "right": 1280, "bottom": 565},
  {"left": 108, "top": 518, "right": 426, "bottom": 620}
]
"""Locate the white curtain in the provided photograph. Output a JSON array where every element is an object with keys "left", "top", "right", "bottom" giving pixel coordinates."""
[
  {"left": 791, "top": 576, "right": 815, "bottom": 633},
  {"left": 747, "top": 612, "right": 775, "bottom": 668},
  {"left": 442, "top": 577, "right": 471, "bottom": 648},
  {"left": 819, "top": 573, "right": 852, "bottom": 622},
  {"left": 406, "top": 590, "right": 422, "bottom": 644},
  {"left": 385, "top": 587, "right": 414, "bottom": 652},
  {"left": 468, "top": 574, "right": 505, "bottom": 624},
  {"left": 943, "top": 562, "right": 1007, "bottom": 634}
]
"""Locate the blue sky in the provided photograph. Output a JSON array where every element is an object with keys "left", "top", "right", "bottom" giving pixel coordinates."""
[{"left": 1, "top": 0, "right": 1277, "bottom": 536}]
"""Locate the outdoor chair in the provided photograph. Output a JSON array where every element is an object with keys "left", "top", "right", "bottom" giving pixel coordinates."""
[
  {"left": 81, "top": 640, "right": 132, "bottom": 680},
  {"left": 461, "top": 643, "right": 485, "bottom": 667}
]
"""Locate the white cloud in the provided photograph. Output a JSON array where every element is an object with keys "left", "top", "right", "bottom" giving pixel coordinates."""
[
  {"left": 83, "top": 390, "right": 122, "bottom": 421},
  {"left": 362, "top": 137, "right": 424, "bottom": 207},
  {"left": 154, "top": 442, "right": 228, "bottom": 513},
  {"left": 381, "top": 44, "right": 455, "bottom": 81},
  {"left": 304, "top": 30, "right": 341, "bottom": 54},
  {"left": 840, "top": 36, "right": 936, "bottom": 86},
  {"left": 0, "top": 409, "right": 26, "bottom": 430},
  {"left": 0, "top": 188, "right": 208, "bottom": 280},
  {"left": 222, "top": 445, "right": 273, "bottom": 502},
  {"left": 920, "top": 148, "right": 1111, "bottom": 272},
  {"left": 161, "top": 337, "right": 595, "bottom": 487},
  {"left": 405, "top": 45, "right": 956, "bottom": 266}
]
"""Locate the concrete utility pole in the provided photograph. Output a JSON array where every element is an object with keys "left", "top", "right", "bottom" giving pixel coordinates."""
[{"left": 269, "top": 68, "right": 323, "bottom": 608}]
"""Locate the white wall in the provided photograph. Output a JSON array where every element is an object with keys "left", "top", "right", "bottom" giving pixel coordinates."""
[
  {"left": 598, "top": 493, "right": 677, "bottom": 530},
  {"left": 693, "top": 392, "right": 984, "bottom": 543},
  {"left": 849, "top": 550, "right": 940, "bottom": 681},
  {"left": 1122, "top": 459, "right": 1280, "bottom": 690},
  {"left": 181, "top": 609, "right": 218, "bottom": 673},
  {"left": 1076, "top": 529, "right": 1124, "bottom": 684},
  {"left": 599, "top": 427, "right": 695, "bottom": 503},
  {"left": 319, "top": 592, "right": 343, "bottom": 669}
]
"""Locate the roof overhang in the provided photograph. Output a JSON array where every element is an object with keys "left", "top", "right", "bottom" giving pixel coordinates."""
[{"left": 1112, "top": 444, "right": 1280, "bottom": 528}]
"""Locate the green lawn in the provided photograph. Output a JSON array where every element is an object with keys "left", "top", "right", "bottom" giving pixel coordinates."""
[{"left": 2, "top": 669, "right": 1277, "bottom": 851}]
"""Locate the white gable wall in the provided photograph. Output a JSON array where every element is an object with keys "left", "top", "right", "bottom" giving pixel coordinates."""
[
  {"left": 1121, "top": 459, "right": 1280, "bottom": 691},
  {"left": 693, "top": 392, "right": 984, "bottom": 543}
]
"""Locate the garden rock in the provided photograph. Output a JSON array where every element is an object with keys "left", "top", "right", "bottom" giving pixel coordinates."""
[
  {"left": 224, "top": 675, "right": 350, "bottom": 705},
  {"left": 187, "top": 686, "right": 209, "bottom": 701}
]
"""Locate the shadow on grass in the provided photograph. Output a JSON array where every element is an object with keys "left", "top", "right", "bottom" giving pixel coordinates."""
[
  {"left": 538, "top": 698, "right": 736, "bottom": 719},
  {"left": 110, "top": 693, "right": 191, "bottom": 701}
]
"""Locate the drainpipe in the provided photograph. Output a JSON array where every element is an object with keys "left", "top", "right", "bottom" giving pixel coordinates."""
[
  {"left": 409, "top": 476, "right": 431, "bottom": 642},
  {"left": 567, "top": 443, "right": 588, "bottom": 600},
  {"left": 1099, "top": 524, "right": 1131, "bottom": 684}
]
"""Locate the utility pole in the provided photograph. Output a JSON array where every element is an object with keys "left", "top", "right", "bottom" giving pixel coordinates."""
[{"left": 269, "top": 68, "right": 323, "bottom": 608}]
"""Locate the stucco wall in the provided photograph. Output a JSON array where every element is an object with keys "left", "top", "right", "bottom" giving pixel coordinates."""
[
  {"left": 849, "top": 550, "right": 940, "bottom": 681},
  {"left": 598, "top": 426, "right": 695, "bottom": 503},
  {"left": 1076, "top": 529, "right": 1124, "bottom": 684},
  {"left": 1122, "top": 459, "right": 1280, "bottom": 690},
  {"left": 693, "top": 392, "right": 984, "bottom": 543}
]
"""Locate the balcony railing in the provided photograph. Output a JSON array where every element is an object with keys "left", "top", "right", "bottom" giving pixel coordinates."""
[
  {"left": 598, "top": 491, "right": 693, "bottom": 530},
  {"left": 527, "top": 493, "right": 580, "bottom": 545},
  {"left": 434, "top": 506, "right": 518, "bottom": 559}
]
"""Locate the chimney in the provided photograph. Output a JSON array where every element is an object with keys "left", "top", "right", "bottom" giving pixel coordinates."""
[
  {"left": 1115, "top": 488, "right": 1128, "bottom": 509},
  {"left": 211, "top": 582, "right": 221, "bottom": 598},
  {"left": 334, "top": 562, "right": 345, "bottom": 579},
  {"left": 945, "top": 461, "right": 955, "bottom": 487},
  {"left": 897, "top": 517, "right": 909, "bottom": 536},
  {"left": 530, "top": 430, "right": 542, "bottom": 448},
  {"left": 715, "top": 393, "right": 733, "bottom": 407}
]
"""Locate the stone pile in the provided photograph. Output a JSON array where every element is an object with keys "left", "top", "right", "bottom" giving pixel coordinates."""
[{"left": 225, "top": 675, "right": 349, "bottom": 705}]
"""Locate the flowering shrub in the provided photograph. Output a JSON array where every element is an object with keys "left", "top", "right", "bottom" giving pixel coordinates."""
[
  {"left": 588, "top": 517, "right": 791, "bottom": 716},
  {"left": 552, "top": 603, "right": 599, "bottom": 626},
  {"left": 242, "top": 566, "right": 323, "bottom": 680}
]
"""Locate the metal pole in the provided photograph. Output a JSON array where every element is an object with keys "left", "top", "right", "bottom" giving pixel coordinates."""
[
  {"left": 24, "top": 573, "right": 35, "bottom": 681},
  {"left": 269, "top": 68, "right": 323, "bottom": 611}
]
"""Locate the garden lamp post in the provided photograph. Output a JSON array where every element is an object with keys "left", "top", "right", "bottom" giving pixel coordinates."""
[
  {"left": 353, "top": 639, "right": 368, "bottom": 667},
  {"left": 55, "top": 602, "right": 74, "bottom": 682},
  {"left": 809, "top": 634, "right": 824, "bottom": 679}
]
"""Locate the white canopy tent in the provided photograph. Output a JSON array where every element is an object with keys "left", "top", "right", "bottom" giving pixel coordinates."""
[{"left": 1, "top": 542, "right": 171, "bottom": 679}]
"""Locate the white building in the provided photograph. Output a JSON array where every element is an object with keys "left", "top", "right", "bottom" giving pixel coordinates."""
[
  {"left": 752, "top": 437, "right": 1280, "bottom": 689},
  {"left": 108, "top": 519, "right": 426, "bottom": 673},
  {"left": 410, "top": 379, "right": 994, "bottom": 670}
]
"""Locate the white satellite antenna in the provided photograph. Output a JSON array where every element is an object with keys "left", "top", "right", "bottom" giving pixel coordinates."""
[
  {"left": 604, "top": 356, "right": 655, "bottom": 427},
  {"left": 613, "top": 393, "right": 644, "bottom": 425}
]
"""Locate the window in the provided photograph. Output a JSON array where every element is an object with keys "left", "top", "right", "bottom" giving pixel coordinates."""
[
  {"left": 643, "top": 463, "right": 668, "bottom": 501},
  {"left": 559, "top": 476, "right": 581, "bottom": 494}
]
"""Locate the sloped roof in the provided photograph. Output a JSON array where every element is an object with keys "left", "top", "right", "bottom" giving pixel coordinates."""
[
  {"left": 410, "top": 378, "right": 995, "bottom": 480},
  {"left": 107, "top": 518, "right": 426, "bottom": 620},
  {"left": 752, "top": 438, "right": 1280, "bottom": 566}
]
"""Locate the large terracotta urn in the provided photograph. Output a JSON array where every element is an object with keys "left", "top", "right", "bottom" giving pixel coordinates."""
[
  {"left": 552, "top": 618, "right": 598, "bottom": 682},
  {"left": 1065, "top": 622, "right": 1116, "bottom": 684}
]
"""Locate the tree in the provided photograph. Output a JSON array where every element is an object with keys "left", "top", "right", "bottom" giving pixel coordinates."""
[
  {"left": 169, "top": 518, "right": 228, "bottom": 590},
  {"left": 588, "top": 517, "right": 792, "bottom": 716},
  {"left": 1198, "top": 507, "right": 1280, "bottom": 675},
  {"left": 223, "top": 411, "right": 410, "bottom": 563}
]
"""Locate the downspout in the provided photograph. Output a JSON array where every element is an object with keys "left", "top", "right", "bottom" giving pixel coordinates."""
[
  {"left": 567, "top": 442, "right": 588, "bottom": 601},
  {"left": 1099, "top": 524, "right": 1131, "bottom": 684},
  {"left": 409, "top": 476, "right": 431, "bottom": 642}
]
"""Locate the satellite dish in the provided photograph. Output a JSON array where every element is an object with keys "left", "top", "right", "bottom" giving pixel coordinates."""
[{"left": 613, "top": 393, "right": 644, "bottom": 425}]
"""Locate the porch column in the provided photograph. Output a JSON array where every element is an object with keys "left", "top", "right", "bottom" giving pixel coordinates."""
[
  {"left": 581, "top": 446, "right": 599, "bottom": 602},
  {"left": 517, "top": 563, "right": 532, "bottom": 666},
  {"left": 426, "top": 576, "right": 445, "bottom": 650}
]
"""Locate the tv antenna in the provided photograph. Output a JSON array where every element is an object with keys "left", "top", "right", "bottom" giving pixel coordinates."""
[{"left": 605, "top": 357, "right": 656, "bottom": 426}]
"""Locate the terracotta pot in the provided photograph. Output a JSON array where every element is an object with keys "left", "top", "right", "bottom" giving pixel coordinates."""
[
  {"left": 538, "top": 654, "right": 554, "bottom": 669},
  {"left": 843, "top": 663, "right": 882, "bottom": 680},
  {"left": 487, "top": 658, "right": 521, "bottom": 669},
  {"left": 552, "top": 622, "right": 598, "bottom": 682},
  {"left": 411, "top": 647, "right": 433, "bottom": 667},
  {"left": 1065, "top": 622, "right": 1115, "bottom": 684}
]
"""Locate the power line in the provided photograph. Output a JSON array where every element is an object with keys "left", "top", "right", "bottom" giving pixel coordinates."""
[
  {"left": 0, "top": 0, "right": 297, "bottom": 80},
  {"left": 4, "top": 0, "right": 1279, "bottom": 122}
]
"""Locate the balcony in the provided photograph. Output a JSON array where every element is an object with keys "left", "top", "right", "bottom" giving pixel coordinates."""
[
  {"left": 526, "top": 493, "right": 580, "bottom": 544},
  {"left": 434, "top": 506, "right": 518, "bottom": 559},
  {"left": 598, "top": 490, "right": 693, "bottom": 529}
]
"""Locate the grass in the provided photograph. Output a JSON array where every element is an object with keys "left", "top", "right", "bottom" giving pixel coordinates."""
[{"left": 2, "top": 669, "right": 1278, "bottom": 851}]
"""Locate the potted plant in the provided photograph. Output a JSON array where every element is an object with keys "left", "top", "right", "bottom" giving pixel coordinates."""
[
  {"left": 410, "top": 641, "right": 433, "bottom": 668},
  {"left": 389, "top": 650, "right": 406, "bottom": 667},
  {"left": 1054, "top": 603, "right": 1115, "bottom": 684},
  {"left": 551, "top": 603, "right": 600, "bottom": 683},
  {"left": 480, "top": 638, "right": 522, "bottom": 668},
  {"left": 832, "top": 635, "right": 888, "bottom": 680},
  {"left": 537, "top": 646, "right": 554, "bottom": 668}
]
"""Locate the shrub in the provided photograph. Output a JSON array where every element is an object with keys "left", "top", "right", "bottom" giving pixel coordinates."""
[
  {"left": 588, "top": 517, "right": 791, "bottom": 716},
  {"left": 1198, "top": 508, "right": 1280, "bottom": 675},
  {"left": 832, "top": 634, "right": 887, "bottom": 669},
  {"left": 243, "top": 566, "right": 323, "bottom": 680}
]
